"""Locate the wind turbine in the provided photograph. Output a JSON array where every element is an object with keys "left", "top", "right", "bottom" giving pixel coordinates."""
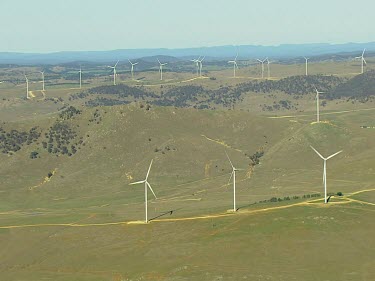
[
  {"left": 78, "top": 66, "right": 82, "bottom": 89},
  {"left": 25, "top": 75, "right": 29, "bottom": 99},
  {"left": 228, "top": 53, "right": 239, "bottom": 78},
  {"left": 304, "top": 57, "right": 309, "bottom": 76},
  {"left": 225, "top": 151, "right": 242, "bottom": 212},
  {"left": 128, "top": 59, "right": 138, "bottom": 80},
  {"left": 157, "top": 59, "right": 167, "bottom": 80},
  {"left": 310, "top": 146, "right": 342, "bottom": 204},
  {"left": 314, "top": 87, "right": 324, "bottom": 123},
  {"left": 40, "top": 71, "right": 45, "bottom": 91},
  {"left": 198, "top": 56, "right": 205, "bottom": 77},
  {"left": 257, "top": 58, "right": 267, "bottom": 78},
  {"left": 190, "top": 56, "right": 201, "bottom": 77},
  {"left": 355, "top": 49, "right": 367, "bottom": 74},
  {"left": 129, "top": 160, "right": 157, "bottom": 223},
  {"left": 108, "top": 60, "right": 119, "bottom": 85}
]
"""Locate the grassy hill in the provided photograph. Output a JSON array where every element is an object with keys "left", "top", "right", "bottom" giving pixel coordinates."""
[{"left": 0, "top": 67, "right": 374, "bottom": 280}]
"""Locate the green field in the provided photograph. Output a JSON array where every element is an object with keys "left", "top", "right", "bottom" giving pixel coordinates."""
[{"left": 0, "top": 63, "right": 374, "bottom": 280}]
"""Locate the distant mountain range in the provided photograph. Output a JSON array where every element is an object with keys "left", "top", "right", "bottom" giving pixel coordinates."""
[{"left": 1, "top": 42, "right": 374, "bottom": 65}]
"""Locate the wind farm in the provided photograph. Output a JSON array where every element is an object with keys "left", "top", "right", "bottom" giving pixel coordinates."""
[{"left": 0, "top": 1, "right": 375, "bottom": 280}]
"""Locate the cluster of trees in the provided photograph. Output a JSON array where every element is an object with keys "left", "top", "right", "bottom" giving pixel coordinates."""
[
  {"left": 328, "top": 70, "right": 375, "bottom": 100},
  {"left": 88, "top": 84, "right": 157, "bottom": 99},
  {"left": 246, "top": 150, "right": 265, "bottom": 166},
  {"left": 88, "top": 108, "right": 103, "bottom": 124},
  {"left": 45, "top": 97, "right": 64, "bottom": 104},
  {"left": 69, "top": 92, "right": 89, "bottom": 101},
  {"left": 59, "top": 106, "right": 82, "bottom": 120},
  {"left": 261, "top": 100, "right": 297, "bottom": 111},
  {"left": 258, "top": 193, "right": 321, "bottom": 204},
  {"left": 0, "top": 127, "right": 40, "bottom": 154},
  {"left": 153, "top": 85, "right": 243, "bottom": 109},
  {"left": 69, "top": 74, "right": 348, "bottom": 110},
  {"left": 154, "top": 145, "right": 177, "bottom": 154},
  {"left": 85, "top": 97, "right": 130, "bottom": 107},
  {"left": 235, "top": 75, "right": 344, "bottom": 95},
  {"left": 42, "top": 123, "right": 81, "bottom": 156}
]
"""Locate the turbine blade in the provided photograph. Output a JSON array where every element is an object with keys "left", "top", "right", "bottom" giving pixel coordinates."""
[
  {"left": 225, "top": 151, "right": 234, "bottom": 169},
  {"left": 129, "top": 180, "right": 145, "bottom": 185},
  {"left": 326, "top": 150, "right": 343, "bottom": 160},
  {"left": 363, "top": 58, "right": 367, "bottom": 65},
  {"left": 310, "top": 146, "right": 325, "bottom": 160},
  {"left": 145, "top": 159, "right": 153, "bottom": 180},
  {"left": 157, "top": 58, "right": 161, "bottom": 64},
  {"left": 147, "top": 182, "right": 157, "bottom": 199},
  {"left": 362, "top": 48, "right": 366, "bottom": 56},
  {"left": 227, "top": 171, "right": 234, "bottom": 186},
  {"left": 115, "top": 60, "right": 119, "bottom": 67}
]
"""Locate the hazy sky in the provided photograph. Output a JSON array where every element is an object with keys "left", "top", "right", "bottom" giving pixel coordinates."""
[{"left": 1, "top": 0, "right": 374, "bottom": 53}]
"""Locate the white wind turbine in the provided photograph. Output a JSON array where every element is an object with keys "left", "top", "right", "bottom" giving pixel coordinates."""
[
  {"left": 198, "top": 56, "right": 205, "bottom": 77},
  {"left": 304, "top": 57, "right": 309, "bottom": 76},
  {"left": 228, "top": 53, "right": 239, "bottom": 78},
  {"left": 129, "top": 160, "right": 157, "bottom": 223},
  {"left": 314, "top": 87, "right": 324, "bottom": 123},
  {"left": 40, "top": 71, "right": 45, "bottom": 91},
  {"left": 355, "top": 49, "right": 367, "bottom": 74},
  {"left": 190, "top": 56, "right": 201, "bottom": 77},
  {"left": 25, "top": 75, "right": 29, "bottom": 99},
  {"left": 78, "top": 66, "right": 82, "bottom": 89},
  {"left": 157, "top": 59, "right": 167, "bottom": 80},
  {"left": 128, "top": 59, "right": 138, "bottom": 80},
  {"left": 310, "top": 146, "right": 342, "bottom": 204},
  {"left": 257, "top": 58, "right": 267, "bottom": 78},
  {"left": 225, "top": 151, "right": 242, "bottom": 212},
  {"left": 108, "top": 60, "right": 119, "bottom": 85}
]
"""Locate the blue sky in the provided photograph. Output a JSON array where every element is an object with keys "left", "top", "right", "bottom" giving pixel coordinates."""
[{"left": 1, "top": 0, "right": 374, "bottom": 53}]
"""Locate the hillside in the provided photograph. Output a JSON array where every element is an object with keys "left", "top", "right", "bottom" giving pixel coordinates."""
[
  {"left": 329, "top": 70, "right": 375, "bottom": 100},
  {"left": 0, "top": 104, "right": 375, "bottom": 280},
  {"left": 1, "top": 104, "right": 375, "bottom": 216}
]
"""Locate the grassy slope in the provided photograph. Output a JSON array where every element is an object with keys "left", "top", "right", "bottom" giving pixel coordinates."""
[{"left": 0, "top": 63, "right": 375, "bottom": 280}]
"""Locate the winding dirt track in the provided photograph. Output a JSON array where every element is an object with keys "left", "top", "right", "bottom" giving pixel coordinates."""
[
  {"left": 0, "top": 189, "right": 373, "bottom": 230},
  {"left": 267, "top": 107, "right": 375, "bottom": 119}
]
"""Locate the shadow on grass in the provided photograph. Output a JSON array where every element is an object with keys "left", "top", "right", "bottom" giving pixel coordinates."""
[
  {"left": 149, "top": 208, "right": 183, "bottom": 221},
  {"left": 237, "top": 202, "right": 257, "bottom": 211}
]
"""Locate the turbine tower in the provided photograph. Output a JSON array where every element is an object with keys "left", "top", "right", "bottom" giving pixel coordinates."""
[
  {"left": 304, "top": 57, "right": 309, "bottom": 76},
  {"left": 25, "top": 75, "right": 29, "bottom": 99},
  {"left": 314, "top": 87, "right": 324, "bottom": 123},
  {"left": 40, "top": 71, "right": 45, "bottom": 91},
  {"left": 228, "top": 53, "right": 239, "bottom": 78},
  {"left": 128, "top": 59, "right": 138, "bottom": 80},
  {"left": 157, "top": 59, "right": 167, "bottom": 80},
  {"left": 129, "top": 160, "right": 157, "bottom": 223},
  {"left": 266, "top": 58, "right": 271, "bottom": 79},
  {"left": 197, "top": 56, "right": 205, "bottom": 77},
  {"left": 310, "top": 146, "right": 342, "bottom": 204},
  {"left": 355, "top": 49, "right": 367, "bottom": 74},
  {"left": 108, "top": 60, "right": 119, "bottom": 85},
  {"left": 79, "top": 66, "right": 82, "bottom": 89},
  {"left": 257, "top": 58, "right": 267, "bottom": 78},
  {"left": 226, "top": 151, "right": 241, "bottom": 212}
]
